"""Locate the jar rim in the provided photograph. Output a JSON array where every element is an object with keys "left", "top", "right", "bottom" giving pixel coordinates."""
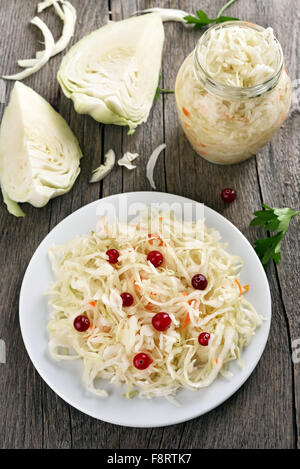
[{"left": 194, "top": 21, "right": 284, "bottom": 99}]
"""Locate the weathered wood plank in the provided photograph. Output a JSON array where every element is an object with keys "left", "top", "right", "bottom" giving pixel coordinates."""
[
  {"left": 254, "top": 0, "right": 300, "bottom": 447},
  {"left": 0, "top": 0, "right": 56, "bottom": 449},
  {"left": 0, "top": 0, "right": 298, "bottom": 449}
]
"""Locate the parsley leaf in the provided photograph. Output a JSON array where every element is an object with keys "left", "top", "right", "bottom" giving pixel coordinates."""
[
  {"left": 250, "top": 204, "right": 300, "bottom": 267},
  {"left": 184, "top": 1, "right": 239, "bottom": 30},
  {"left": 216, "top": 15, "right": 239, "bottom": 23},
  {"left": 184, "top": 10, "right": 215, "bottom": 30}
]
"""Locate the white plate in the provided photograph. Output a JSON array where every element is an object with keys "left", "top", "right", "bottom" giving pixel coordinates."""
[{"left": 19, "top": 192, "right": 271, "bottom": 428}]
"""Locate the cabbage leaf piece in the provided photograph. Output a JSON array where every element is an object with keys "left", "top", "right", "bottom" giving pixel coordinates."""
[
  {"left": 57, "top": 13, "right": 165, "bottom": 134},
  {"left": 0, "top": 82, "right": 82, "bottom": 217}
]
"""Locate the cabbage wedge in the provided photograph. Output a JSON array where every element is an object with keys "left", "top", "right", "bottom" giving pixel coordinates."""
[
  {"left": 0, "top": 82, "right": 82, "bottom": 217},
  {"left": 57, "top": 13, "right": 165, "bottom": 134}
]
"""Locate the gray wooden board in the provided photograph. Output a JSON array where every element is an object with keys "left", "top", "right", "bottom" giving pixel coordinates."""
[{"left": 0, "top": 0, "right": 298, "bottom": 449}]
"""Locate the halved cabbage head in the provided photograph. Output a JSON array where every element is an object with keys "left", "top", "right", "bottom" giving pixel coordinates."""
[
  {"left": 0, "top": 82, "right": 82, "bottom": 217},
  {"left": 57, "top": 13, "right": 165, "bottom": 134}
]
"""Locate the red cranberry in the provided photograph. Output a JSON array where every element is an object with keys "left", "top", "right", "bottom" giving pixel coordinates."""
[
  {"left": 147, "top": 250, "right": 163, "bottom": 267},
  {"left": 198, "top": 332, "right": 210, "bottom": 346},
  {"left": 221, "top": 188, "right": 236, "bottom": 203},
  {"left": 192, "top": 274, "right": 207, "bottom": 290},
  {"left": 74, "top": 315, "right": 90, "bottom": 332},
  {"left": 106, "top": 248, "right": 119, "bottom": 264},
  {"left": 121, "top": 292, "right": 134, "bottom": 307},
  {"left": 152, "top": 312, "right": 172, "bottom": 331},
  {"left": 133, "top": 353, "right": 152, "bottom": 370}
]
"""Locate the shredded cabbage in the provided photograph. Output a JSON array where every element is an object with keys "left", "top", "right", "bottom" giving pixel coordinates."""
[
  {"left": 118, "top": 152, "right": 139, "bottom": 170},
  {"left": 18, "top": 1, "right": 77, "bottom": 68},
  {"left": 47, "top": 211, "right": 262, "bottom": 401},
  {"left": 3, "top": 17, "right": 55, "bottom": 81},
  {"left": 3, "top": 1, "right": 76, "bottom": 81},
  {"left": 175, "top": 23, "right": 292, "bottom": 164},
  {"left": 199, "top": 25, "right": 281, "bottom": 88},
  {"left": 136, "top": 8, "right": 192, "bottom": 27},
  {"left": 90, "top": 149, "right": 115, "bottom": 183},
  {"left": 146, "top": 144, "right": 166, "bottom": 189}
]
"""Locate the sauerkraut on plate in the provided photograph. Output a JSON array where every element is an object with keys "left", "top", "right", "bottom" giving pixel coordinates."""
[{"left": 46, "top": 211, "right": 262, "bottom": 402}]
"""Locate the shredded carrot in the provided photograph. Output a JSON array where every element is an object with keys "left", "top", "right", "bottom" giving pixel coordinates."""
[
  {"left": 279, "top": 94, "right": 284, "bottom": 100},
  {"left": 148, "top": 233, "right": 166, "bottom": 247},
  {"left": 146, "top": 303, "right": 155, "bottom": 311},
  {"left": 215, "top": 358, "right": 219, "bottom": 364},
  {"left": 199, "top": 150, "right": 208, "bottom": 157},
  {"left": 188, "top": 300, "right": 194, "bottom": 306},
  {"left": 182, "top": 106, "right": 190, "bottom": 117},
  {"left": 243, "top": 284, "right": 250, "bottom": 292},
  {"left": 159, "top": 217, "right": 163, "bottom": 221},
  {"left": 148, "top": 233, "right": 154, "bottom": 245},
  {"left": 235, "top": 279, "right": 243, "bottom": 297},
  {"left": 199, "top": 143, "right": 207, "bottom": 148},
  {"left": 135, "top": 283, "right": 142, "bottom": 291},
  {"left": 181, "top": 291, "right": 188, "bottom": 296},
  {"left": 181, "top": 312, "right": 190, "bottom": 330},
  {"left": 89, "top": 301, "right": 96, "bottom": 307},
  {"left": 184, "top": 122, "right": 191, "bottom": 129}
]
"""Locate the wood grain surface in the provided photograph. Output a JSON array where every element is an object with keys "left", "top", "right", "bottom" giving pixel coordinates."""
[{"left": 0, "top": 0, "right": 299, "bottom": 449}]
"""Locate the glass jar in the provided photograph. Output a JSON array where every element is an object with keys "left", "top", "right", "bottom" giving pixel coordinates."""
[{"left": 175, "top": 21, "right": 292, "bottom": 165}]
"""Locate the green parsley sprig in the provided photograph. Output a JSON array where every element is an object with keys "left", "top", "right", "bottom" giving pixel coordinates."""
[
  {"left": 184, "top": 11, "right": 239, "bottom": 29},
  {"left": 250, "top": 204, "right": 300, "bottom": 266},
  {"left": 184, "top": 0, "right": 239, "bottom": 30}
]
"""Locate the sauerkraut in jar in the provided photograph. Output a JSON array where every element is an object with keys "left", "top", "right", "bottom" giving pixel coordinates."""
[{"left": 175, "top": 21, "right": 291, "bottom": 164}]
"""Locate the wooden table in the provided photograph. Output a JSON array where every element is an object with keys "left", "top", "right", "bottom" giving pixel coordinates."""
[{"left": 0, "top": 0, "right": 299, "bottom": 449}]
